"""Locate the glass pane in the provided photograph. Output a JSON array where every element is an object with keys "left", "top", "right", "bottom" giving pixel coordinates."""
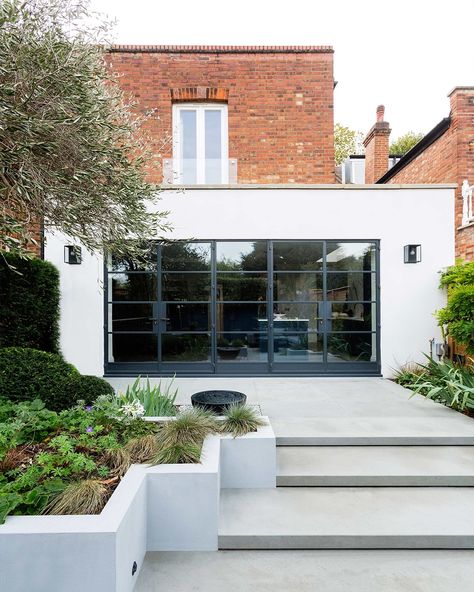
[
  {"left": 216, "top": 333, "right": 268, "bottom": 363},
  {"left": 217, "top": 273, "right": 267, "bottom": 301},
  {"left": 327, "top": 333, "right": 374, "bottom": 362},
  {"left": 110, "top": 334, "right": 157, "bottom": 362},
  {"left": 329, "top": 302, "right": 376, "bottom": 332},
  {"left": 217, "top": 303, "right": 266, "bottom": 332},
  {"left": 162, "top": 334, "right": 211, "bottom": 362},
  {"left": 111, "top": 304, "right": 153, "bottom": 332},
  {"left": 109, "top": 273, "right": 156, "bottom": 301},
  {"left": 273, "top": 333, "right": 323, "bottom": 362},
  {"left": 162, "top": 273, "right": 211, "bottom": 301},
  {"left": 326, "top": 272, "right": 375, "bottom": 302},
  {"left": 326, "top": 242, "right": 376, "bottom": 271},
  {"left": 162, "top": 303, "right": 210, "bottom": 331},
  {"left": 161, "top": 242, "right": 211, "bottom": 271},
  {"left": 216, "top": 242, "right": 267, "bottom": 271},
  {"left": 205, "top": 110, "right": 222, "bottom": 184},
  {"left": 180, "top": 110, "right": 197, "bottom": 184},
  {"left": 272, "top": 304, "right": 321, "bottom": 332},
  {"left": 273, "top": 242, "right": 323, "bottom": 271},
  {"left": 274, "top": 273, "right": 322, "bottom": 301},
  {"left": 109, "top": 246, "right": 156, "bottom": 272}
]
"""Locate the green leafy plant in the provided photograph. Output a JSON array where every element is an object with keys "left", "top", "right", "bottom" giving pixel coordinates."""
[
  {"left": 437, "top": 261, "right": 474, "bottom": 354},
  {"left": 119, "top": 376, "right": 177, "bottom": 417},
  {"left": 0, "top": 347, "right": 80, "bottom": 411},
  {"left": 0, "top": 254, "right": 60, "bottom": 353},
  {"left": 220, "top": 404, "right": 266, "bottom": 437},
  {"left": 393, "top": 362, "right": 426, "bottom": 387}
]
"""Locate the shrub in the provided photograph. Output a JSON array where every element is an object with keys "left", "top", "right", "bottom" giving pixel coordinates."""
[
  {"left": 68, "top": 375, "right": 115, "bottom": 405},
  {"left": 0, "top": 254, "right": 60, "bottom": 353},
  {"left": 0, "top": 347, "right": 79, "bottom": 411}
]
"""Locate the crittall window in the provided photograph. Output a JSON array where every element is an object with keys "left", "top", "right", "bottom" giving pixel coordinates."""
[{"left": 172, "top": 103, "right": 228, "bottom": 184}]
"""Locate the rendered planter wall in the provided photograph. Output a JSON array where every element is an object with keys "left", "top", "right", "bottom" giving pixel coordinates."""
[{"left": 0, "top": 419, "right": 275, "bottom": 592}]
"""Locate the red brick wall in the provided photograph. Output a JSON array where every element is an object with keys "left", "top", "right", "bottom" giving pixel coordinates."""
[
  {"left": 106, "top": 46, "right": 335, "bottom": 184},
  {"left": 387, "top": 87, "right": 474, "bottom": 261}
]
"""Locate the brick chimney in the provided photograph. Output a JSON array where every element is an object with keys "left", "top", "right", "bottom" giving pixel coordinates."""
[{"left": 363, "top": 105, "right": 391, "bottom": 183}]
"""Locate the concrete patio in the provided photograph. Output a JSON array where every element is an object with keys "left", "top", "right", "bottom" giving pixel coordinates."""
[{"left": 107, "top": 377, "right": 474, "bottom": 590}]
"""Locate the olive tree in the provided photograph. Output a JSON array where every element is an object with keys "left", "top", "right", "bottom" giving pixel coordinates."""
[{"left": 0, "top": 0, "right": 170, "bottom": 259}]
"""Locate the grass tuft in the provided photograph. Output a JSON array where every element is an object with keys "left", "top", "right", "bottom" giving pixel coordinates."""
[
  {"left": 44, "top": 480, "right": 108, "bottom": 515},
  {"left": 124, "top": 434, "right": 160, "bottom": 464},
  {"left": 220, "top": 404, "right": 266, "bottom": 438},
  {"left": 152, "top": 442, "right": 202, "bottom": 464},
  {"left": 101, "top": 448, "right": 131, "bottom": 477},
  {"left": 156, "top": 408, "right": 219, "bottom": 449}
]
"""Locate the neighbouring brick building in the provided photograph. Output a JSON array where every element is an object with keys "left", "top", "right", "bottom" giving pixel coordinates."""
[
  {"left": 367, "top": 87, "right": 474, "bottom": 261},
  {"left": 106, "top": 45, "right": 336, "bottom": 184}
]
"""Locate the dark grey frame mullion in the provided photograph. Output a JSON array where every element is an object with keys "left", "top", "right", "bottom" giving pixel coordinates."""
[
  {"left": 267, "top": 241, "right": 274, "bottom": 371},
  {"left": 156, "top": 244, "right": 162, "bottom": 371},
  {"left": 211, "top": 242, "right": 217, "bottom": 371},
  {"left": 322, "top": 239, "right": 328, "bottom": 365}
]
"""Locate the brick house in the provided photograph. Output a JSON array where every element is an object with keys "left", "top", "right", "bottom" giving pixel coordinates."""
[
  {"left": 365, "top": 87, "right": 474, "bottom": 261},
  {"left": 44, "top": 45, "right": 455, "bottom": 379}
]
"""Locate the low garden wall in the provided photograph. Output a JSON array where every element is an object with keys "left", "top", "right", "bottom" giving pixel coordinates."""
[{"left": 0, "top": 419, "right": 275, "bottom": 592}]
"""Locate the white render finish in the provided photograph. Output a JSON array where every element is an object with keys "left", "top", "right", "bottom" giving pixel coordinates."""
[
  {"left": 44, "top": 185, "right": 455, "bottom": 378},
  {"left": 0, "top": 422, "right": 275, "bottom": 592}
]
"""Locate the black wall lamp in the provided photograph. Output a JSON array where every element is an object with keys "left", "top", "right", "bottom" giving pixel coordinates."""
[
  {"left": 404, "top": 244, "right": 421, "bottom": 264},
  {"left": 64, "top": 245, "right": 82, "bottom": 265}
]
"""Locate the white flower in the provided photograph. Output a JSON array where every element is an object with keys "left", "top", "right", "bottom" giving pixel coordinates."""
[{"left": 120, "top": 399, "right": 145, "bottom": 419}]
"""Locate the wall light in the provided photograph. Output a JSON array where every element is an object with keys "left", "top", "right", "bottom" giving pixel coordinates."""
[
  {"left": 404, "top": 244, "right": 421, "bottom": 264},
  {"left": 64, "top": 245, "right": 82, "bottom": 265}
]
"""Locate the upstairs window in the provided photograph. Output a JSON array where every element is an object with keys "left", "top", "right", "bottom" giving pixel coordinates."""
[{"left": 172, "top": 103, "right": 228, "bottom": 184}]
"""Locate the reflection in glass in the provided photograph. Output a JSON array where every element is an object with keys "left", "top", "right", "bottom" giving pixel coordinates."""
[
  {"left": 326, "top": 272, "right": 374, "bottom": 302},
  {"left": 217, "top": 303, "right": 266, "bottom": 332},
  {"left": 110, "top": 247, "right": 157, "bottom": 272},
  {"left": 111, "top": 334, "right": 157, "bottom": 362},
  {"left": 161, "top": 242, "right": 211, "bottom": 271},
  {"left": 216, "top": 242, "right": 266, "bottom": 271},
  {"left": 272, "top": 304, "right": 321, "bottom": 332},
  {"left": 326, "top": 242, "right": 376, "bottom": 271},
  {"left": 162, "top": 334, "right": 211, "bottom": 362},
  {"left": 111, "top": 304, "right": 153, "bottom": 332},
  {"left": 109, "top": 273, "right": 156, "bottom": 301},
  {"left": 274, "top": 273, "right": 322, "bottom": 301},
  {"left": 216, "top": 333, "right": 268, "bottom": 363},
  {"left": 273, "top": 242, "right": 323, "bottom": 271},
  {"left": 327, "top": 333, "right": 373, "bottom": 362},
  {"left": 205, "top": 110, "right": 222, "bottom": 184},
  {"left": 329, "top": 302, "right": 375, "bottom": 332},
  {"left": 162, "top": 273, "right": 211, "bottom": 301},
  {"left": 217, "top": 273, "right": 267, "bottom": 301},
  {"left": 163, "top": 303, "right": 210, "bottom": 331},
  {"left": 273, "top": 333, "right": 323, "bottom": 362},
  {"left": 180, "top": 110, "right": 197, "bottom": 184}
]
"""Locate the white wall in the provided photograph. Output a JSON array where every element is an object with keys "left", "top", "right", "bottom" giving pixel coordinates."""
[{"left": 44, "top": 185, "right": 455, "bottom": 377}]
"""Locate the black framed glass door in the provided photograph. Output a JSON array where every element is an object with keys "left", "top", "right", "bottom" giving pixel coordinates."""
[{"left": 105, "top": 240, "right": 380, "bottom": 375}]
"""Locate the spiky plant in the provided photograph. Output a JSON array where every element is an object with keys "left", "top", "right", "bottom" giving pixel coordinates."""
[
  {"left": 152, "top": 442, "right": 201, "bottom": 465},
  {"left": 124, "top": 434, "right": 160, "bottom": 464},
  {"left": 44, "top": 480, "right": 108, "bottom": 515},
  {"left": 220, "top": 404, "right": 266, "bottom": 438},
  {"left": 101, "top": 448, "right": 131, "bottom": 477},
  {"left": 156, "top": 408, "right": 219, "bottom": 449}
]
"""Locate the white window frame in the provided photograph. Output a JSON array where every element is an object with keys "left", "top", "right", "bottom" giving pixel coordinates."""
[{"left": 172, "top": 103, "right": 229, "bottom": 185}]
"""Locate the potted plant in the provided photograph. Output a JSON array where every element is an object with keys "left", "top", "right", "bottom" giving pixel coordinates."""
[{"left": 217, "top": 338, "right": 244, "bottom": 360}]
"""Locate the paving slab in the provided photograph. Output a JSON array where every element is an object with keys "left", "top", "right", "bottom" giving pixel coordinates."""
[
  {"left": 219, "top": 487, "right": 474, "bottom": 549},
  {"left": 135, "top": 549, "right": 474, "bottom": 592},
  {"left": 277, "top": 446, "right": 474, "bottom": 486}
]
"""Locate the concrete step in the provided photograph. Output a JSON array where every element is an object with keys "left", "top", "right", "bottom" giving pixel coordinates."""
[
  {"left": 218, "top": 487, "right": 474, "bottom": 549},
  {"left": 273, "top": 417, "right": 474, "bottom": 446},
  {"left": 277, "top": 446, "right": 474, "bottom": 486}
]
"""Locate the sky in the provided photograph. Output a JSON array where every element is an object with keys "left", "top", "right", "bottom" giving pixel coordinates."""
[{"left": 90, "top": 0, "right": 474, "bottom": 141}]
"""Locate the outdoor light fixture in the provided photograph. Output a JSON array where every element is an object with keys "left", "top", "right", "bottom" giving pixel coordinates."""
[
  {"left": 64, "top": 245, "right": 82, "bottom": 265},
  {"left": 404, "top": 244, "right": 421, "bottom": 264}
]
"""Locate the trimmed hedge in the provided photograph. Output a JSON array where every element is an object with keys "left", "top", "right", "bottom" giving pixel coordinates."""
[
  {"left": 0, "top": 254, "right": 60, "bottom": 353},
  {"left": 67, "top": 375, "right": 115, "bottom": 405},
  {"left": 0, "top": 347, "right": 79, "bottom": 411}
]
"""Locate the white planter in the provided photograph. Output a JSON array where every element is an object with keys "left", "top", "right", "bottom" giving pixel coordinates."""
[{"left": 0, "top": 418, "right": 275, "bottom": 592}]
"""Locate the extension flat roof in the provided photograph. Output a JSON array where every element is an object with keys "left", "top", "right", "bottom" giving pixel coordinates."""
[{"left": 108, "top": 45, "right": 334, "bottom": 54}]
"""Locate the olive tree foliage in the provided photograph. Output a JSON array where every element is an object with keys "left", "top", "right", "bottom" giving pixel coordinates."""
[
  {"left": 0, "top": 0, "right": 170, "bottom": 259},
  {"left": 334, "top": 124, "right": 364, "bottom": 166},
  {"left": 389, "top": 132, "right": 424, "bottom": 156}
]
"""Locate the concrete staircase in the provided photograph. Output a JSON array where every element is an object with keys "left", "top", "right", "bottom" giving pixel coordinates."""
[{"left": 219, "top": 429, "right": 474, "bottom": 549}]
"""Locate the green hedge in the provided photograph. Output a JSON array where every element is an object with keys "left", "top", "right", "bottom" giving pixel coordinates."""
[
  {"left": 67, "top": 375, "right": 115, "bottom": 405},
  {"left": 0, "top": 254, "right": 60, "bottom": 353},
  {"left": 0, "top": 347, "right": 80, "bottom": 411}
]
